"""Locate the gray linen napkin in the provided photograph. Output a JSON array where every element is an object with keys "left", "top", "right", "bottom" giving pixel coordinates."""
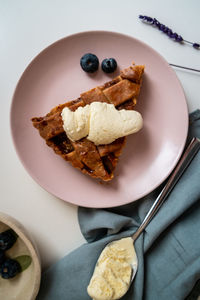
[{"left": 37, "top": 110, "right": 200, "bottom": 300}]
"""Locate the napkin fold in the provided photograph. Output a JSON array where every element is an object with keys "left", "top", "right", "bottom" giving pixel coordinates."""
[{"left": 37, "top": 110, "right": 200, "bottom": 300}]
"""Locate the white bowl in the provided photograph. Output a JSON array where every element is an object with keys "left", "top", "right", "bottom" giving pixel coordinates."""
[{"left": 0, "top": 212, "right": 41, "bottom": 300}]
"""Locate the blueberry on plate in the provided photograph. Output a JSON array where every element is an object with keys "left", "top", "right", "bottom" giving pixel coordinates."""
[
  {"left": 0, "top": 259, "right": 21, "bottom": 279},
  {"left": 0, "top": 249, "right": 5, "bottom": 265},
  {"left": 101, "top": 58, "right": 117, "bottom": 73},
  {"left": 0, "top": 229, "right": 17, "bottom": 251},
  {"left": 80, "top": 53, "right": 99, "bottom": 73}
]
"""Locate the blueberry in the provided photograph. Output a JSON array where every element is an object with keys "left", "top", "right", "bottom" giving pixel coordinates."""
[
  {"left": 101, "top": 58, "right": 117, "bottom": 73},
  {"left": 0, "top": 250, "right": 5, "bottom": 265},
  {"left": 176, "top": 35, "right": 183, "bottom": 42},
  {"left": 139, "top": 15, "right": 144, "bottom": 19},
  {"left": 0, "top": 259, "right": 21, "bottom": 279},
  {"left": 80, "top": 53, "right": 99, "bottom": 73},
  {"left": 0, "top": 229, "right": 17, "bottom": 251}
]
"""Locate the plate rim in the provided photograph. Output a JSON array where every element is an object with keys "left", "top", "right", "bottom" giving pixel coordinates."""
[{"left": 10, "top": 30, "right": 189, "bottom": 208}]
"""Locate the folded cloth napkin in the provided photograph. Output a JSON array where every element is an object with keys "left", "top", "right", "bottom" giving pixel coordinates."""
[{"left": 37, "top": 110, "right": 200, "bottom": 300}]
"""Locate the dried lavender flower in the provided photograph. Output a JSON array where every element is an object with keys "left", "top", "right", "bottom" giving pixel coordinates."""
[
  {"left": 193, "top": 43, "right": 200, "bottom": 49},
  {"left": 139, "top": 15, "right": 199, "bottom": 49}
]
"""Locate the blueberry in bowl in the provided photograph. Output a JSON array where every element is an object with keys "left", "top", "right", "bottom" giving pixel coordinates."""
[
  {"left": 80, "top": 53, "right": 99, "bottom": 73},
  {"left": 101, "top": 58, "right": 117, "bottom": 73},
  {"left": 0, "top": 229, "right": 17, "bottom": 251},
  {"left": 0, "top": 258, "right": 21, "bottom": 279}
]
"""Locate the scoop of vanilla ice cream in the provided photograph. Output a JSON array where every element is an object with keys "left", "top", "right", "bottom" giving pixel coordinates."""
[
  {"left": 61, "top": 102, "right": 143, "bottom": 145},
  {"left": 87, "top": 259, "right": 130, "bottom": 300},
  {"left": 87, "top": 237, "right": 137, "bottom": 300}
]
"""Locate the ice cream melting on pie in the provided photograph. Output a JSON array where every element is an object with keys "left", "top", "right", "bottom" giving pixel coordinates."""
[
  {"left": 61, "top": 102, "right": 143, "bottom": 145},
  {"left": 31, "top": 63, "right": 145, "bottom": 181}
]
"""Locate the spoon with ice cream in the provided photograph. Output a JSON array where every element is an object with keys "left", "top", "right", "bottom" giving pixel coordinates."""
[
  {"left": 61, "top": 103, "right": 200, "bottom": 299},
  {"left": 87, "top": 137, "right": 200, "bottom": 300}
]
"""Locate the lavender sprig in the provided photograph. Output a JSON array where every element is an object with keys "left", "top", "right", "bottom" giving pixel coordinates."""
[{"left": 139, "top": 15, "right": 200, "bottom": 49}]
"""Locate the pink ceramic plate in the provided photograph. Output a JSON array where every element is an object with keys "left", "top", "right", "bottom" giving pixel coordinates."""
[{"left": 10, "top": 31, "right": 188, "bottom": 208}]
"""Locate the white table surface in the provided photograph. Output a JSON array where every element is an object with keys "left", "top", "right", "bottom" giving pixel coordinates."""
[{"left": 1, "top": 0, "right": 200, "bottom": 271}]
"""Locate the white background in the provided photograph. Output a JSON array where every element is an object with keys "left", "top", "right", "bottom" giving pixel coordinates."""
[{"left": 0, "top": 0, "right": 200, "bottom": 270}]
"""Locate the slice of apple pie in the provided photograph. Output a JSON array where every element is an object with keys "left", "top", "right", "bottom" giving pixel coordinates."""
[{"left": 31, "top": 63, "right": 144, "bottom": 181}]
